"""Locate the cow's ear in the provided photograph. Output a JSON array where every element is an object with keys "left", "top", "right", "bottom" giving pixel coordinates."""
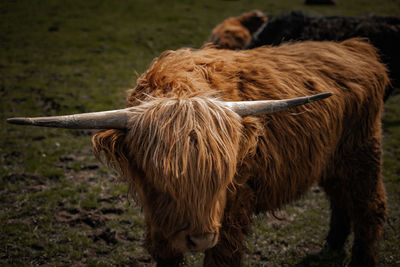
[
  {"left": 223, "top": 92, "right": 332, "bottom": 117},
  {"left": 92, "top": 129, "right": 130, "bottom": 178}
]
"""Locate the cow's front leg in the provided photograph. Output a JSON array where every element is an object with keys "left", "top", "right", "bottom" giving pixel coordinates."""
[
  {"left": 203, "top": 226, "right": 247, "bottom": 267},
  {"left": 204, "top": 185, "right": 254, "bottom": 267},
  {"left": 144, "top": 230, "right": 184, "bottom": 266}
]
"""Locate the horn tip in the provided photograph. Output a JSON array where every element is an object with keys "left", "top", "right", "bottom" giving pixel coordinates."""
[
  {"left": 311, "top": 92, "right": 333, "bottom": 102},
  {"left": 6, "top": 117, "right": 32, "bottom": 125}
]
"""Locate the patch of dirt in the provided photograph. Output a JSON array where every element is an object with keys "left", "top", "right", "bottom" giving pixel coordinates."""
[
  {"left": 92, "top": 228, "right": 118, "bottom": 245},
  {"left": 56, "top": 207, "right": 106, "bottom": 228},
  {"left": 2, "top": 172, "right": 55, "bottom": 196},
  {"left": 2, "top": 173, "right": 42, "bottom": 184}
]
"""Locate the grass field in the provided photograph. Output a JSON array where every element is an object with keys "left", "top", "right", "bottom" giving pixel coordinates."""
[{"left": 1, "top": 0, "right": 399, "bottom": 266}]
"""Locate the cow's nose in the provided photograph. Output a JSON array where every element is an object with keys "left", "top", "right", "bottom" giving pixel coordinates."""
[{"left": 186, "top": 232, "right": 218, "bottom": 251}]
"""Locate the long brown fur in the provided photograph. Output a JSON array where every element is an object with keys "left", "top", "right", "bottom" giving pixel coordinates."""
[{"left": 92, "top": 38, "right": 388, "bottom": 266}]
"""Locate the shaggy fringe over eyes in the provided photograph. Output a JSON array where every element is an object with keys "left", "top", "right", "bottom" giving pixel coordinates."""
[
  {"left": 126, "top": 96, "right": 243, "bottom": 231},
  {"left": 92, "top": 96, "right": 244, "bottom": 232}
]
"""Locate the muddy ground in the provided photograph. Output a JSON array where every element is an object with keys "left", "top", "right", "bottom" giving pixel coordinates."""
[{"left": 1, "top": 0, "right": 399, "bottom": 266}]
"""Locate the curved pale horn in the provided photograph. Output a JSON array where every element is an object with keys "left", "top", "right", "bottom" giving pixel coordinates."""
[
  {"left": 223, "top": 92, "right": 332, "bottom": 116},
  {"left": 6, "top": 108, "right": 134, "bottom": 129}
]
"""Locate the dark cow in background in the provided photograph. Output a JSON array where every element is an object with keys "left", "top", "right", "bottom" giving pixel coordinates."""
[
  {"left": 8, "top": 38, "right": 389, "bottom": 267},
  {"left": 210, "top": 10, "right": 400, "bottom": 100}
]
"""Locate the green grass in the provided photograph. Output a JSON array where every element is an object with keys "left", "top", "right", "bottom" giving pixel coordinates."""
[{"left": 1, "top": 0, "right": 400, "bottom": 266}]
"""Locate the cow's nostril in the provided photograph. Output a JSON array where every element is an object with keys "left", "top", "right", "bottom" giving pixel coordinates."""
[
  {"left": 186, "top": 232, "right": 217, "bottom": 251},
  {"left": 186, "top": 235, "right": 197, "bottom": 249}
]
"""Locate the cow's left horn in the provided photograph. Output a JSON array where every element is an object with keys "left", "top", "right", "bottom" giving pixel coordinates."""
[
  {"left": 223, "top": 92, "right": 332, "bottom": 116},
  {"left": 6, "top": 108, "right": 134, "bottom": 129}
]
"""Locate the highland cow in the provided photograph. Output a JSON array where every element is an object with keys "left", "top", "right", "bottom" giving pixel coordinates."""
[
  {"left": 211, "top": 11, "right": 400, "bottom": 100},
  {"left": 8, "top": 38, "right": 388, "bottom": 267},
  {"left": 209, "top": 10, "right": 267, "bottom": 49}
]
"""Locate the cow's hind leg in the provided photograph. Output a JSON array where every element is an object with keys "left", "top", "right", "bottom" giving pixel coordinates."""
[
  {"left": 350, "top": 176, "right": 386, "bottom": 267},
  {"left": 349, "top": 140, "right": 386, "bottom": 267},
  {"left": 325, "top": 138, "right": 387, "bottom": 267}
]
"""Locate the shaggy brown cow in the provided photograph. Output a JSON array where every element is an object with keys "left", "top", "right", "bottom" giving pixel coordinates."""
[
  {"left": 8, "top": 38, "right": 388, "bottom": 267},
  {"left": 209, "top": 10, "right": 267, "bottom": 49}
]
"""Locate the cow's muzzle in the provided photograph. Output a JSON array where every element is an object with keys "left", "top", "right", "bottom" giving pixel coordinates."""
[{"left": 185, "top": 232, "right": 218, "bottom": 252}]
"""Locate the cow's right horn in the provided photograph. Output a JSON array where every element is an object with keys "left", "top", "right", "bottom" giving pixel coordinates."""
[{"left": 6, "top": 108, "right": 134, "bottom": 129}]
